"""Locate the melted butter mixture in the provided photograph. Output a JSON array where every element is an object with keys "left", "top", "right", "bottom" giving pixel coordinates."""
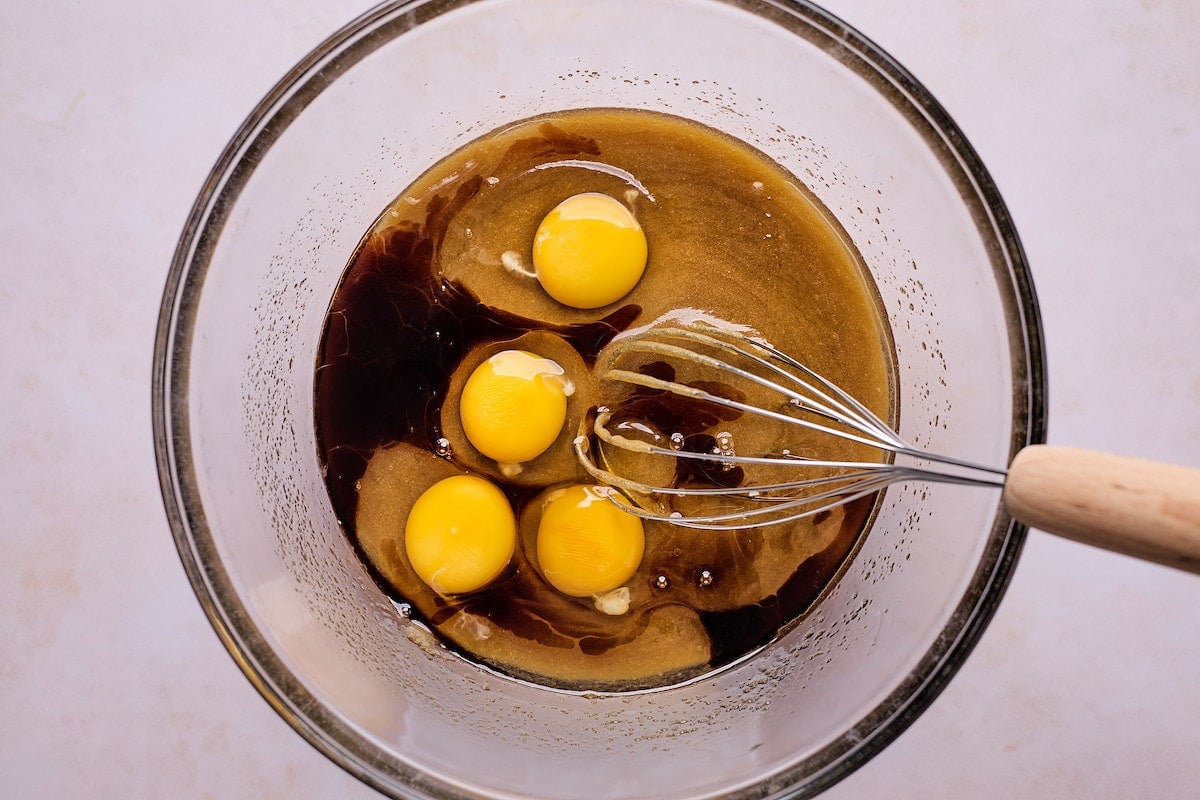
[{"left": 315, "top": 109, "right": 895, "bottom": 690}]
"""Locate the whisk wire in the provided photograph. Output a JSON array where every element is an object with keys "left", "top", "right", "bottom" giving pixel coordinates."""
[
  {"left": 601, "top": 470, "right": 897, "bottom": 531},
  {"left": 602, "top": 366, "right": 897, "bottom": 454},
  {"left": 619, "top": 326, "right": 904, "bottom": 446},
  {"left": 579, "top": 321, "right": 1007, "bottom": 530}
]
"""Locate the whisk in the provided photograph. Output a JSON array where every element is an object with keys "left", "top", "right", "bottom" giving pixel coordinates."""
[{"left": 575, "top": 321, "right": 1200, "bottom": 575}]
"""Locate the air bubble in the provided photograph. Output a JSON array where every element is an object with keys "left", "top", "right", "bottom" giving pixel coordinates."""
[
  {"left": 653, "top": 575, "right": 670, "bottom": 590},
  {"left": 434, "top": 437, "right": 452, "bottom": 457},
  {"left": 698, "top": 570, "right": 714, "bottom": 588},
  {"left": 715, "top": 431, "right": 736, "bottom": 470}
]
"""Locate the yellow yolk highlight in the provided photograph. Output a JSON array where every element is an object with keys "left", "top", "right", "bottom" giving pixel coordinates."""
[
  {"left": 459, "top": 350, "right": 572, "bottom": 467},
  {"left": 532, "top": 192, "right": 648, "bottom": 309},
  {"left": 404, "top": 474, "right": 517, "bottom": 595},
  {"left": 536, "top": 485, "right": 645, "bottom": 597}
]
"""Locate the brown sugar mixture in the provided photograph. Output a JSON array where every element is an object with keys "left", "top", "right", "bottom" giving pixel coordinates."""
[{"left": 314, "top": 108, "right": 895, "bottom": 690}]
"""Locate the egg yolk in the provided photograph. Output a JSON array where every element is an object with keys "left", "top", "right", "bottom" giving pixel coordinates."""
[
  {"left": 404, "top": 474, "right": 517, "bottom": 595},
  {"left": 536, "top": 485, "right": 646, "bottom": 597},
  {"left": 459, "top": 350, "right": 573, "bottom": 468},
  {"left": 532, "top": 192, "right": 648, "bottom": 309}
]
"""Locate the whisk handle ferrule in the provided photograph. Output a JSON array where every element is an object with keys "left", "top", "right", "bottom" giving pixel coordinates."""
[{"left": 1003, "top": 445, "right": 1200, "bottom": 575}]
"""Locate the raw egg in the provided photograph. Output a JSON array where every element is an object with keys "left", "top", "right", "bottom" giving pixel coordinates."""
[
  {"left": 536, "top": 484, "right": 645, "bottom": 597},
  {"left": 459, "top": 350, "right": 573, "bottom": 471},
  {"left": 404, "top": 474, "right": 516, "bottom": 595},
  {"left": 532, "top": 192, "right": 647, "bottom": 309}
]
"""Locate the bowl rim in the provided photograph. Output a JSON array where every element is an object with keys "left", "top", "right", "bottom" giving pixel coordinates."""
[{"left": 151, "top": 1, "right": 1047, "bottom": 797}]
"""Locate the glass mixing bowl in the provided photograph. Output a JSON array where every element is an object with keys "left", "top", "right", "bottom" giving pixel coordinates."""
[{"left": 153, "top": 0, "right": 1045, "bottom": 797}]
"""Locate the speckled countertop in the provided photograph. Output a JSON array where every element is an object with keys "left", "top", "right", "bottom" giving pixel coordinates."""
[{"left": 3, "top": 1, "right": 1199, "bottom": 797}]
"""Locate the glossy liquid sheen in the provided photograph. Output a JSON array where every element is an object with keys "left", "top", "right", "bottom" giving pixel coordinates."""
[{"left": 315, "top": 109, "right": 894, "bottom": 690}]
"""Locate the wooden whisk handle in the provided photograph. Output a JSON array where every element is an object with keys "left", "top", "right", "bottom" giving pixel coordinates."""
[{"left": 1003, "top": 445, "right": 1200, "bottom": 574}]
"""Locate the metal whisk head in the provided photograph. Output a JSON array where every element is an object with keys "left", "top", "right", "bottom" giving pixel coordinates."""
[{"left": 574, "top": 321, "right": 1006, "bottom": 530}]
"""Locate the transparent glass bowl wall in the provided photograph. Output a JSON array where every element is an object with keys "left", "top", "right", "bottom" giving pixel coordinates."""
[{"left": 154, "top": 1, "right": 1044, "bottom": 798}]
